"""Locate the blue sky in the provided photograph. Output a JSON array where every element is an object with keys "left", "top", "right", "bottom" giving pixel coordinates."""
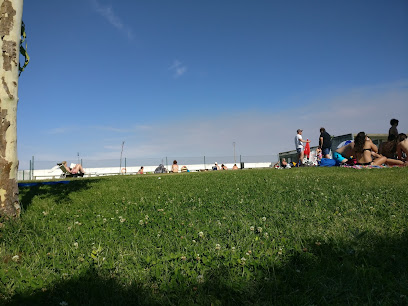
[{"left": 17, "top": 0, "right": 408, "bottom": 168}]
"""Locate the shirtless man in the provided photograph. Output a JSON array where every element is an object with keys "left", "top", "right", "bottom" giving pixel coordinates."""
[{"left": 397, "top": 133, "right": 408, "bottom": 161}]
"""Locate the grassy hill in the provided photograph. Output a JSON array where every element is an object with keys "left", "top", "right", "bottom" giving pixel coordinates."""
[{"left": 1, "top": 168, "right": 407, "bottom": 305}]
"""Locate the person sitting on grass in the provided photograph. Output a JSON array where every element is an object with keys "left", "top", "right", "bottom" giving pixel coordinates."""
[
  {"left": 221, "top": 164, "right": 228, "bottom": 170},
  {"left": 397, "top": 133, "right": 408, "bottom": 161},
  {"left": 353, "top": 132, "right": 386, "bottom": 166},
  {"left": 352, "top": 132, "right": 406, "bottom": 167},
  {"left": 379, "top": 134, "right": 397, "bottom": 159},
  {"left": 333, "top": 140, "right": 354, "bottom": 164},
  {"left": 172, "top": 160, "right": 179, "bottom": 173},
  {"left": 316, "top": 148, "right": 323, "bottom": 161},
  {"left": 232, "top": 164, "right": 239, "bottom": 170},
  {"left": 62, "top": 161, "right": 85, "bottom": 174},
  {"left": 138, "top": 166, "right": 144, "bottom": 174}
]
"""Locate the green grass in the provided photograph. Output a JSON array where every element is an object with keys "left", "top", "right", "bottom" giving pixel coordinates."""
[{"left": 1, "top": 168, "right": 408, "bottom": 305}]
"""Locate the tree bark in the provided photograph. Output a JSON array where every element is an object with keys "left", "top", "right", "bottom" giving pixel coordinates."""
[{"left": 0, "top": 0, "right": 23, "bottom": 217}]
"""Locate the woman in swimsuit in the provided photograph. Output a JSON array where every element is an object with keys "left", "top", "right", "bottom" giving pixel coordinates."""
[
  {"left": 62, "top": 161, "right": 85, "bottom": 174},
  {"left": 353, "top": 132, "right": 387, "bottom": 166},
  {"left": 353, "top": 132, "right": 406, "bottom": 167}
]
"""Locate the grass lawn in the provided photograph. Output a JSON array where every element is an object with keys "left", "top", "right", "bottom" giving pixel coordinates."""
[{"left": 1, "top": 168, "right": 407, "bottom": 305}]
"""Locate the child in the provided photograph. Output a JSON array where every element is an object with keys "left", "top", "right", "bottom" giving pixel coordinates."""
[{"left": 316, "top": 148, "right": 322, "bottom": 161}]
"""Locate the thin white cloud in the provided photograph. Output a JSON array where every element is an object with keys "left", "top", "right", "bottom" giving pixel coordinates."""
[
  {"left": 90, "top": 0, "right": 134, "bottom": 40},
  {"left": 90, "top": 125, "right": 152, "bottom": 133},
  {"left": 169, "top": 60, "right": 187, "bottom": 78},
  {"left": 107, "top": 80, "right": 408, "bottom": 159},
  {"left": 103, "top": 145, "right": 123, "bottom": 150},
  {"left": 46, "top": 127, "right": 79, "bottom": 135},
  {"left": 91, "top": 125, "right": 132, "bottom": 133}
]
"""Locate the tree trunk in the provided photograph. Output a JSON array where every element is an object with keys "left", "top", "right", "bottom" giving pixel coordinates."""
[{"left": 0, "top": 0, "right": 23, "bottom": 217}]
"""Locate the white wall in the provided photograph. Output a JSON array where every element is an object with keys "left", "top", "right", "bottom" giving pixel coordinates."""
[{"left": 22, "top": 162, "right": 274, "bottom": 181}]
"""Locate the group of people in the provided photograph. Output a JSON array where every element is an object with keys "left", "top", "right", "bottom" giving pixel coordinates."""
[
  {"left": 334, "top": 119, "right": 407, "bottom": 167},
  {"left": 293, "top": 118, "right": 407, "bottom": 167},
  {"left": 211, "top": 162, "right": 239, "bottom": 171},
  {"left": 294, "top": 128, "right": 331, "bottom": 166},
  {"left": 63, "top": 119, "right": 407, "bottom": 175},
  {"left": 134, "top": 160, "right": 241, "bottom": 174}
]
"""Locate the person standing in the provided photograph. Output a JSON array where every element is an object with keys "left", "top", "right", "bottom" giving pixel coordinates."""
[
  {"left": 319, "top": 127, "right": 332, "bottom": 159},
  {"left": 389, "top": 119, "right": 399, "bottom": 140},
  {"left": 294, "top": 129, "right": 310, "bottom": 166}
]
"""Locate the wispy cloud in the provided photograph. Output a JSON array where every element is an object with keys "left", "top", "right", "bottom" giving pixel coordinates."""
[
  {"left": 90, "top": 125, "right": 151, "bottom": 133},
  {"left": 105, "top": 80, "right": 408, "bottom": 158},
  {"left": 169, "top": 60, "right": 187, "bottom": 78},
  {"left": 47, "top": 127, "right": 79, "bottom": 135},
  {"left": 90, "top": 0, "right": 134, "bottom": 40},
  {"left": 91, "top": 125, "right": 132, "bottom": 133}
]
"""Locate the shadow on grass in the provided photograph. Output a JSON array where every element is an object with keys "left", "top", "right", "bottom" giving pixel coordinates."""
[
  {"left": 4, "top": 232, "right": 408, "bottom": 305},
  {"left": 18, "top": 178, "right": 101, "bottom": 212}
]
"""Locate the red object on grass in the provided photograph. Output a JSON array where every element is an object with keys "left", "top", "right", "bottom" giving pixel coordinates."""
[{"left": 304, "top": 139, "right": 310, "bottom": 158}]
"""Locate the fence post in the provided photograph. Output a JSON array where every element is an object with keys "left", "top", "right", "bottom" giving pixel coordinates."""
[
  {"left": 204, "top": 156, "right": 206, "bottom": 170},
  {"left": 32, "top": 156, "right": 34, "bottom": 180}
]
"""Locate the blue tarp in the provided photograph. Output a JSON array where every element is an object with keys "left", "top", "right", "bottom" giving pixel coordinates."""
[{"left": 18, "top": 181, "right": 71, "bottom": 188}]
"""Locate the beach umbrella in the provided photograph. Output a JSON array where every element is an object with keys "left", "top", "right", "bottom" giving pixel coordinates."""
[{"left": 304, "top": 139, "right": 310, "bottom": 159}]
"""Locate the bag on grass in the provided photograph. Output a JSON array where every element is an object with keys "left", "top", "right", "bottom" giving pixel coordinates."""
[{"left": 319, "top": 158, "right": 338, "bottom": 167}]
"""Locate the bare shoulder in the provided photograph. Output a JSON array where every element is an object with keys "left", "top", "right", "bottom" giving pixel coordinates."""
[{"left": 400, "top": 140, "right": 408, "bottom": 150}]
